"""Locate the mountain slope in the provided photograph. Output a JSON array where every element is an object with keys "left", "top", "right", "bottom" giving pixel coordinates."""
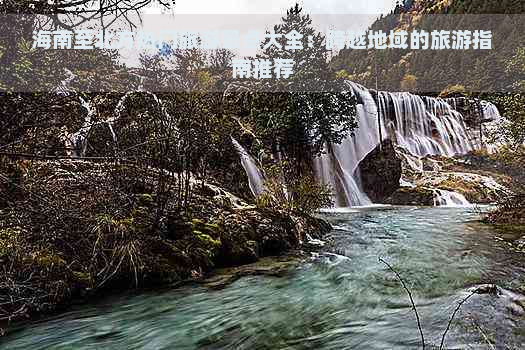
[{"left": 331, "top": 0, "right": 525, "bottom": 94}]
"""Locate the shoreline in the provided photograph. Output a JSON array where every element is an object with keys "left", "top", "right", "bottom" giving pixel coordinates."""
[{"left": 0, "top": 159, "right": 331, "bottom": 336}]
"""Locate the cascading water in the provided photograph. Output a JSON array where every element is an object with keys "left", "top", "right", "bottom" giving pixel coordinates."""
[
  {"left": 55, "top": 69, "right": 94, "bottom": 157},
  {"left": 57, "top": 69, "right": 500, "bottom": 207},
  {"left": 481, "top": 101, "right": 502, "bottom": 122},
  {"left": 377, "top": 92, "right": 473, "bottom": 157},
  {"left": 433, "top": 189, "right": 471, "bottom": 207},
  {"left": 314, "top": 80, "right": 501, "bottom": 207},
  {"left": 58, "top": 68, "right": 175, "bottom": 158},
  {"left": 230, "top": 137, "right": 265, "bottom": 196},
  {"left": 314, "top": 81, "right": 387, "bottom": 207},
  {"left": 68, "top": 97, "right": 96, "bottom": 157}
]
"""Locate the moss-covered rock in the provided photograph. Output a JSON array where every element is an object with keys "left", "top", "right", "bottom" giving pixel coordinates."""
[
  {"left": 420, "top": 172, "right": 509, "bottom": 204},
  {"left": 384, "top": 186, "right": 435, "bottom": 206}
]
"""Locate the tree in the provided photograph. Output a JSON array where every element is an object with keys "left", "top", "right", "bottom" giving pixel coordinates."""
[
  {"left": 247, "top": 3, "right": 357, "bottom": 169},
  {"left": 1, "top": 1, "right": 174, "bottom": 29},
  {"left": 489, "top": 47, "right": 525, "bottom": 146}
]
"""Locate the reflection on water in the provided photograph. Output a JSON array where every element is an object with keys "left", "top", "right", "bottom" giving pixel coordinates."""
[{"left": 3, "top": 207, "right": 525, "bottom": 349}]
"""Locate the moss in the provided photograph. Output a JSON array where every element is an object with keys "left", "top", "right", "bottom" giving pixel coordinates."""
[
  {"left": 191, "top": 218, "right": 222, "bottom": 239},
  {"left": 191, "top": 218, "right": 205, "bottom": 226},
  {"left": 196, "top": 233, "right": 221, "bottom": 249},
  {"left": 0, "top": 227, "right": 21, "bottom": 257},
  {"left": 72, "top": 271, "right": 94, "bottom": 287},
  {"left": 0, "top": 159, "right": 330, "bottom": 334},
  {"left": 190, "top": 219, "right": 222, "bottom": 261},
  {"left": 138, "top": 193, "right": 154, "bottom": 205},
  {"left": 30, "top": 249, "right": 66, "bottom": 270}
]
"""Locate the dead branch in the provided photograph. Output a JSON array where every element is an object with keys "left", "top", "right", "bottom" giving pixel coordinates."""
[
  {"left": 439, "top": 291, "right": 477, "bottom": 350},
  {"left": 379, "top": 257, "right": 425, "bottom": 349}
]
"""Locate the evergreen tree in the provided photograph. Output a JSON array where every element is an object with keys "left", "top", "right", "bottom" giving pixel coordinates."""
[{"left": 249, "top": 3, "right": 357, "bottom": 167}]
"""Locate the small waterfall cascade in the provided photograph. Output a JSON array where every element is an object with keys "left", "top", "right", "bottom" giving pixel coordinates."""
[
  {"left": 230, "top": 137, "right": 265, "bottom": 196},
  {"left": 314, "top": 80, "right": 501, "bottom": 207},
  {"left": 57, "top": 68, "right": 175, "bottom": 158},
  {"left": 68, "top": 97, "right": 96, "bottom": 157},
  {"left": 433, "top": 189, "right": 471, "bottom": 207},
  {"left": 314, "top": 81, "right": 387, "bottom": 207},
  {"left": 481, "top": 101, "right": 502, "bottom": 122},
  {"left": 55, "top": 69, "right": 94, "bottom": 157}
]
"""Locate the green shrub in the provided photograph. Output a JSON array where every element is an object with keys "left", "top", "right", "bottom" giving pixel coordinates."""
[{"left": 256, "top": 161, "right": 333, "bottom": 214}]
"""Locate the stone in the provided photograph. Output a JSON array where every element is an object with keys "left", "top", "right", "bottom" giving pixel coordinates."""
[
  {"left": 359, "top": 140, "right": 402, "bottom": 202},
  {"left": 384, "top": 186, "right": 435, "bottom": 206},
  {"left": 418, "top": 171, "right": 509, "bottom": 204}
]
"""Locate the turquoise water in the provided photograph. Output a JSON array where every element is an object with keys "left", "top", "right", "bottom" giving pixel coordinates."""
[{"left": 3, "top": 207, "right": 525, "bottom": 349}]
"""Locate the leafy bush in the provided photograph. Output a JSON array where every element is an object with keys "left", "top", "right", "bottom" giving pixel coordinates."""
[
  {"left": 485, "top": 189, "right": 525, "bottom": 226},
  {"left": 256, "top": 161, "right": 333, "bottom": 214}
]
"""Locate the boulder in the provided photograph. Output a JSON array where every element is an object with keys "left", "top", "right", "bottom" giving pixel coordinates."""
[
  {"left": 359, "top": 140, "right": 402, "bottom": 202},
  {"left": 418, "top": 172, "right": 509, "bottom": 204},
  {"left": 384, "top": 186, "right": 435, "bottom": 206}
]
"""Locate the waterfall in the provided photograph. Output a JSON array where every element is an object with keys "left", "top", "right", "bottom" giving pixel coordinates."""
[
  {"left": 378, "top": 92, "right": 473, "bottom": 157},
  {"left": 433, "top": 189, "right": 471, "bottom": 207},
  {"left": 67, "top": 97, "right": 95, "bottom": 157},
  {"left": 314, "top": 81, "right": 387, "bottom": 207},
  {"left": 481, "top": 101, "right": 502, "bottom": 122},
  {"left": 56, "top": 68, "right": 178, "bottom": 158},
  {"left": 55, "top": 69, "right": 94, "bottom": 157},
  {"left": 314, "top": 80, "right": 501, "bottom": 207},
  {"left": 230, "top": 137, "right": 265, "bottom": 196},
  {"left": 71, "top": 90, "right": 174, "bottom": 158}
]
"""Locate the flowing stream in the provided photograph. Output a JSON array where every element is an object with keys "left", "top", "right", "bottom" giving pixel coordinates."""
[{"left": 3, "top": 207, "right": 525, "bottom": 349}]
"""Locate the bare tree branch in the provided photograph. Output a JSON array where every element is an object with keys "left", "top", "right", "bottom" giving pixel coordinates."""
[
  {"left": 379, "top": 257, "right": 425, "bottom": 349},
  {"left": 439, "top": 291, "right": 477, "bottom": 350}
]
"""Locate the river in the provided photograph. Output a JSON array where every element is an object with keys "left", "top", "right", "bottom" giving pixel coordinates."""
[{"left": 2, "top": 206, "right": 525, "bottom": 349}]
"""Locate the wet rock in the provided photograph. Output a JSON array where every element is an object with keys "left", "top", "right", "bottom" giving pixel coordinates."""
[
  {"left": 421, "top": 156, "right": 443, "bottom": 172},
  {"left": 507, "top": 302, "right": 525, "bottom": 317},
  {"left": 391, "top": 145, "right": 510, "bottom": 206},
  {"left": 200, "top": 255, "right": 303, "bottom": 290},
  {"left": 215, "top": 212, "right": 259, "bottom": 266},
  {"left": 470, "top": 284, "right": 500, "bottom": 295},
  {"left": 394, "top": 145, "right": 423, "bottom": 177},
  {"left": 515, "top": 236, "right": 525, "bottom": 249},
  {"left": 468, "top": 284, "right": 525, "bottom": 317},
  {"left": 384, "top": 186, "right": 435, "bottom": 206},
  {"left": 418, "top": 172, "right": 509, "bottom": 204},
  {"left": 213, "top": 208, "right": 329, "bottom": 267},
  {"left": 457, "top": 284, "right": 525, "bottom": 347},
  {"left": 359, "top": 140, "right": 402, "bottom": 202}
]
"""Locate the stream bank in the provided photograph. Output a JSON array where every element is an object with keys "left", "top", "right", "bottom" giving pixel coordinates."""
[
  {"left": 0, "top": 159, "right": 330, "bottom": 335},
  {"left": 3, "top": 206, "right": 525, "bottom": 349}
]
